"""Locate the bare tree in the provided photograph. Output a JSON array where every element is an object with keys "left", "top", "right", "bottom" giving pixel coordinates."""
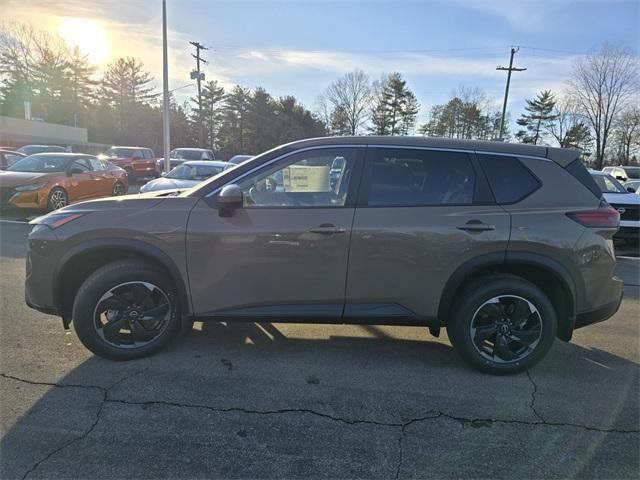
[
  {"left": 567, "top": 45, "right": 639, "bottom": 169},
  {"left": 322, "top": 70, "right": 372, "bottom": 135},
  {"left": 612, "top": 107, "right": 640, "bottom": 165}
]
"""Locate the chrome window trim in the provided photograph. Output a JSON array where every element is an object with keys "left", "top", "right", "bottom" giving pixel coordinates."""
[
  {"left": 206, "top": 143, "right": 551, "bottom": 198},
  {"left": 372, "top": 144, "right": 551, "bottom": 162}
]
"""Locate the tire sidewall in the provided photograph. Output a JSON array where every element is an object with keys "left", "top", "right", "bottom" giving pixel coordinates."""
[
  {"left": 73, "top": 261, "right": 181, "bottom": 360},
  {"left": 112, "top": 181, "right": 125, "bottom": 196},
  {"left": 48, "top": 187, "right": 68, "bottom": 211},
  {"left": 450, "top": 277, "right": 557, "bottom": 374}
]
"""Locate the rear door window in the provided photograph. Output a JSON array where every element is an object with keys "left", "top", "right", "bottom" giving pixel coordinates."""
[
  {"left": 365, "top": 148, "right": 475, "bottom": 206},
  {"left": 477, "top": 154, "right": 540, "bottom": 204}
]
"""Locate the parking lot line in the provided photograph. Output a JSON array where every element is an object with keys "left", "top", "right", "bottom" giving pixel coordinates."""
[{"left": 0, "top": 219, "right": 28, "bottom": 224}]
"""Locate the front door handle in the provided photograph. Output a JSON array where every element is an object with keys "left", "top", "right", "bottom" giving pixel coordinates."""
[
  {"left": 457, "top": 220, "right": 495, "bottom": 232},
  {"left": 308, "top": 224, "right": 346, "bottom": 235}
]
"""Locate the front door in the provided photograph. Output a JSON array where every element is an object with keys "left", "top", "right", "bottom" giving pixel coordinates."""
[
  {"left": 186, "top": 146, "right": 363, "bottom": 319},
  {"left": 345, "top": 147, "right": 511, "bottom": 321}
]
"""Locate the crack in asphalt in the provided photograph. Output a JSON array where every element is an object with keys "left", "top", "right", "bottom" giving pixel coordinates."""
[
  {"left": 2, "top": 371, "right": 638, "bottom": 479},
  {"left": 1, "top": 365, "right": 150, "bottom": 480},
  {"left": 526, "top": 370, "right": 545, "bottom": 422}
]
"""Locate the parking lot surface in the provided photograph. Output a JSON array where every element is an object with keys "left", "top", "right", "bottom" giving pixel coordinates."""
[{"left": 1, "top": 220, "right": 638, "bottom": 479}]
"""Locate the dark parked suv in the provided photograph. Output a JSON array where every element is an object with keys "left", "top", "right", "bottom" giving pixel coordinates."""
[{"left": 25, "top": 137, "right": 623, "bottom": 374}]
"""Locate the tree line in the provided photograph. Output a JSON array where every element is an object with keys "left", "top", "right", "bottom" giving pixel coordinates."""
[{"left": 1, "top": 24, "right": 637, "bottom": 168}]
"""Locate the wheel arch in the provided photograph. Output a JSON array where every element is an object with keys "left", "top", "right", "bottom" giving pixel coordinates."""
[
  {"left": 54, "top": 239, "right": 191, "bottom": 325},
  {"left": 438, "top": 252, "right": 579, "bottom": 341}
]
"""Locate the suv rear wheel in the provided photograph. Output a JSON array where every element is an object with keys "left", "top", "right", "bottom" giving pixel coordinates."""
[
  {"left": 72, "top": 260, "right": 181, "bottom": 360},
  {"left": 447, "top": 274, "right": 557, "bottom": 374}
]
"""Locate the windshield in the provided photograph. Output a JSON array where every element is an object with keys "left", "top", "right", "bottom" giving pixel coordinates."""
[
  {"left": 106, "top": 148, "right": 136, "bottom": 158},
  {"left": 167, "top": 163, "right": 224, "bottom": 180},
  {"left": 7, "top": 155, "right": 70, "bottom": 173},
  {"left": 592, "top": 174, "right": 627, "bottom": 194},
  {"left": 172, "top": 149, "right": 205, "bottom": 160}
]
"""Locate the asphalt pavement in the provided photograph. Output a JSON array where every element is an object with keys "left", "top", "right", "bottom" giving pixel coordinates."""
[{"left": 0, "top": 221, "right": 638, "bottom": 479}]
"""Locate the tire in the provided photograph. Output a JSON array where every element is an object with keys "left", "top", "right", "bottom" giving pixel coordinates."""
[
  {"left": 446, "top": 274, "right": 557, "bottom": 375},
  {"left": 124, "top": 167, "right": 136, "bottom": 183},
  {"left": 48, "top": 187, "right": 68, "bottom": 211},
  {"left": 112, "top": 181, "right": 126, "bottom": 196},
  {"left": 72, "top": 260, "right": 181, "bottom": 360}
]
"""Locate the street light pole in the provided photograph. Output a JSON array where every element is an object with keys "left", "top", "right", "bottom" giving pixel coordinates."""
[{"left": 162, "top": 0, "right": 171, "bottom": 174}]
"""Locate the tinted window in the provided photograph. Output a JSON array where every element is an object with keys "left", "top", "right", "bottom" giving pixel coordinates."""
[
  {"left": 237, "top": 148, "right": 356, "bottom": 207},
  {"left": 88, "top": 157, "right": 105, "bottom": 171},
  {"left": 367, "top": 149, "right": 475, "bottom": 206},
  {"left": 622, "top": 167, "right": 640, "bottom": 179},
  {"left": 71, "top": 159, "right": 92, "bottom": 172},
  {"left": 591, "top": 174, "right": 627, "bottom": 194},
  {"left": 478, "top": 154, "right": 540, "bottom": 204},
  {"left": 143, "top": 149, "right": 154, "bottom": 159}
]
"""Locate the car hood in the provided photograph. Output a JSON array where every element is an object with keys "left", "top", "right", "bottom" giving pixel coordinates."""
[
  {"left": 140, "top": 177, "right": 199, "bottom": 192},
  {"left": 0, "top": 171, "right": 51, "bottom": 187},
  {"left": 603, "top": 192, "right": 640, "bottom": 205},
  {"left": 51, "top": 190, "right": 180, "bottom": 213}
]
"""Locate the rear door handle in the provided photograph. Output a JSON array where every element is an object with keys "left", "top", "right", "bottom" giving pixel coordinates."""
[
  {"left": 457, "top": 221, "right": 495, "bottom": 232},
  {"left": 308, "top": 224, "right": 346, "bottom": 235}
]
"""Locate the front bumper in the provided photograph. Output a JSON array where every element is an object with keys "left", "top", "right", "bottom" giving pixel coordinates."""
[
  {"left": 574, "top": 278, "right": 624, "bottom": 329},
  {"left": 24, "top": 225, "right": 60, "bottom": 317}
]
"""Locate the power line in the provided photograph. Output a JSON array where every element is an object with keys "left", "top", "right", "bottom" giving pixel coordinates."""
[{"left": 496, "top": 47, "right": 527, "bottom": 140}]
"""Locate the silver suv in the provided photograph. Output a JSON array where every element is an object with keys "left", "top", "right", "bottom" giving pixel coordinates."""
[{"left": 25, "top": 137, "right": 623, "bottom": 374}]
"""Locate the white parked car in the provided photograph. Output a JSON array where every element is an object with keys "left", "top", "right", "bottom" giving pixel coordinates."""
[
  {"left": 591, "top": 170, "right": 639, "bottom": 245},
  {"left": 623, "top": 179, "right": 640, "bottom": 194}
]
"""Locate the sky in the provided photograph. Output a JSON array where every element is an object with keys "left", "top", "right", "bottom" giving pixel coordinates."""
[{"left": 4, "top": 0, "right": 639, "bottom": 126}]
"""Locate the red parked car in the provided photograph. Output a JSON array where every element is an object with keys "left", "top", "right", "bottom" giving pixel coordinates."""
[{"left": 103, "top": 146, "right": 157, "bottom": 182}]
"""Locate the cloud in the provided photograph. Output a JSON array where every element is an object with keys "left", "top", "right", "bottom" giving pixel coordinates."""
[{"left": 454, "top": 0, "right": 565, "bottom": 31}]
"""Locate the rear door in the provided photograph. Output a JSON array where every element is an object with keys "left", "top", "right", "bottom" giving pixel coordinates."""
[
  {"left": 345, "top": 147, "right": 511, "bottom": 321},
  {"left": 66, "top": 158, "right": 94, "bottom": 201}
]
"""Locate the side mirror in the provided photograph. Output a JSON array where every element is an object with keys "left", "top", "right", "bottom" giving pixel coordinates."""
[
  {"left": 217, "top": 184, "right": 242, "bottom": 216},
  {"left": 67, "top": 167, "right": 83, "bottom": 176},
  {"left": 161, "top": 172, "right": 167, "bottom": 177},
  {"left": 627, "top": 187, "right": 636, "bottom": 193},
  {"left": 616, "top": 176, "right": 626, "bottom": 181}
]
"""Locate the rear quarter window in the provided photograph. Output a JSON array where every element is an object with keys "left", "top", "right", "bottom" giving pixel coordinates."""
[{"left": 478, "top": 154, "right": 541, "bottom": 204}]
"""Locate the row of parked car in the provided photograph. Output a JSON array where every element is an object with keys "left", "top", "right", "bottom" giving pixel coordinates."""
[{"left": 0, "top": 144, "right": 253, "bottom": 212}]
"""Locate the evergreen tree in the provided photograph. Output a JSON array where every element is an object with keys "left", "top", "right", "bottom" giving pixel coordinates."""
[
  {"left": 219, "top": 85, "right": 252, "bottom": 157},
  {"left": 100, "top": 57, "right": 157, "bottom": 144},
  {"left": 515, "top": 90, "right": 558, "bottom": 145},
  {"left": 370, "top": 73, "right": 419, "bottom": 135},
  {"left": 194, "top": 80, "right": 225, "bottom": 150},
  {"left": 245, "top": 87, "right": 278, "bottom": 153}
]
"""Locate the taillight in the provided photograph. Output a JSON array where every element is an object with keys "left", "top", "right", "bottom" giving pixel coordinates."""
[{"left": 566, "top": 200, "right": 620, "bottom": 228}]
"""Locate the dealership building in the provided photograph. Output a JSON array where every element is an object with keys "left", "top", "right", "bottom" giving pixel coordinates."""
[{"left": 0, "top": 116, "right": 105, "bottom": 154}]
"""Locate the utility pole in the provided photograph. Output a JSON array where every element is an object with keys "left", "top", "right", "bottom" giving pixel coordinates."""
[
  {"left": 189, "top": 41, "right": 207, "bottom": 148},
  {"left": 162, "top": 0, "right": 171, "bottom": 173},
  {"left": 496, "top": 47, "right": 526, "bottom": 140}
]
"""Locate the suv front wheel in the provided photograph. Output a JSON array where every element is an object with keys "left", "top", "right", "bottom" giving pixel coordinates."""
[
  {"left": 72, "top": 260, "right": 181, "bottom": 360},
  {"left": 447, "top": 274, "right": 557, "bottom": 374}
]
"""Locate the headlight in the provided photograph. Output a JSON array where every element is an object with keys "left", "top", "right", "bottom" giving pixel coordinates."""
[
  {"left": 30, "top": 212, "right": 85, "bottom": 229},
  {"left": 15, "top": 182, "right": 47, "bottom": 191}
]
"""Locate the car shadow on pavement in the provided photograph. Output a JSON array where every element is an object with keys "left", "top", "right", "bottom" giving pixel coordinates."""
[{"left": 2, "top": 315, "right": 639, "bottom": 479}]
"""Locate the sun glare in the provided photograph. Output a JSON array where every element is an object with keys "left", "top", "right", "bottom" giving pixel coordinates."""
[{"left": 58, "top": 18, "right": 109, "bottom": 64}]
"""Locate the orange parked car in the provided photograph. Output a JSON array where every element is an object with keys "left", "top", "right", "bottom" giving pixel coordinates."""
[{"left": 0, "top": 153, "right": 128, "bottom": 211}]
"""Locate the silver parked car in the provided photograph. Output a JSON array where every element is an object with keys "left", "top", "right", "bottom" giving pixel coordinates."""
[{"left": 140, "top": 161, "right": 227, "bottom": 193}]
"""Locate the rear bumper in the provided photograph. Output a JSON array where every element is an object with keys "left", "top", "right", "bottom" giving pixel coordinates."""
[{"left": 574, "top": 279, "right": 624, "bottom": 329}]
